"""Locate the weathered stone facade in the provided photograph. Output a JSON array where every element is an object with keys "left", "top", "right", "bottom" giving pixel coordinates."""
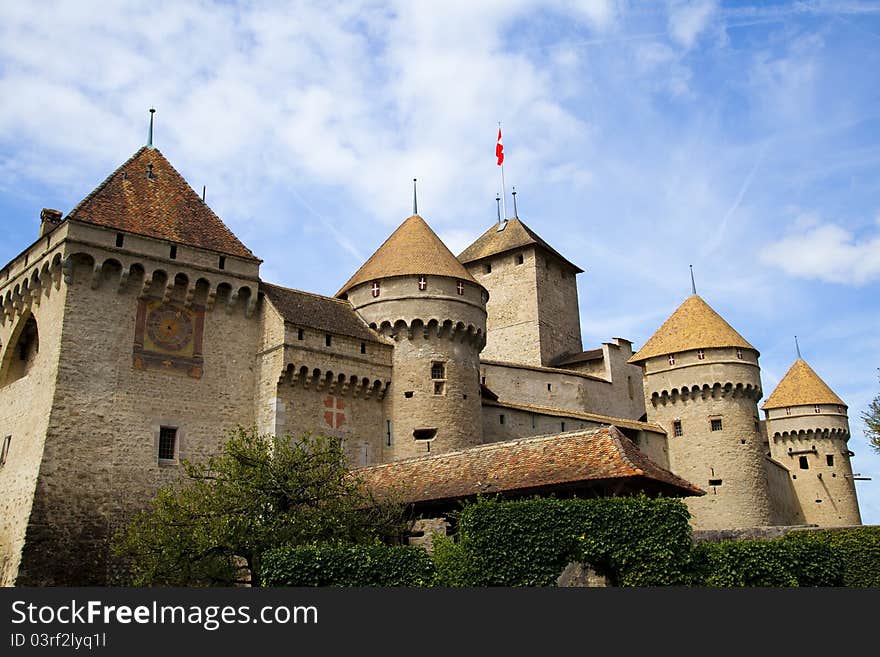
[{"left": 0, "top": 144, "right": 863, "bottom": 585}]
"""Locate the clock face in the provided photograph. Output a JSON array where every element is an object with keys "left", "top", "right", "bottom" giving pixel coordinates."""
[{"left": 145, "top": 304, "right": 194, "bottom": 352}]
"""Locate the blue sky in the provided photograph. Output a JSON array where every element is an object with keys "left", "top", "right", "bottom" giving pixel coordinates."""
[{"left": 1, "top": 0, "right": 878, "bottom": 523}]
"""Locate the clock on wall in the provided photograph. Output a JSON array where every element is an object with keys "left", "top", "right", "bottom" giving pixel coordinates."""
[{"left": 133, "top": 298, "right": 204, "bottom": 378}]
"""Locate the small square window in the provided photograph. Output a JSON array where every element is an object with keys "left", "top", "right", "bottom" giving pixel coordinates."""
[
  {"left": 697, "top": 349, "right": 705, "bottom": 360},
  {"left": 826, "top": 454, "right": 834, "bottom": 467},
  {"left": 413, "top": 428, "right": 437, "bottom": 441},
  {"left": 516, "top": 254, "right": 524, "bottom": 265},
  {"left": 668, "top": 354, "right": 675, "bottom": 365},
  {"left": 499, "top": 414, "right": 505, "bottom": 425},
  {"left": 710, "top": 418, "right": 723, "bottom": 432},
  {"left": 484, "top": 263, "right": 492, "bottom": 274},
  {"left": 325, "top": 334, "right": 332, "bottom": 347},
  {"left": 434, "top": 381, "right": 446, "bottom": 395},
  {"left": 709, "top": 479, "right": 722, "bottom": 487},
  {"left": 297, "top": 328, "right": 304, "bottom": 341},
  {"left": 158, "top": 427, "right": 178, "bottom": 462},
  {"left": 673, "top": 420, "right": 683, "bottom": 437},
  {"left": 799, "top": 455, "right": 809, "bottom": 470},
  {"left": 404, "top": 391, "right": 414, "bottom": 399},
  {"left": 0, "top": 435, "right": 11, "bottom": 467},
  {"left": 431, "top": 362, "right": 445, "bottom": 380}
]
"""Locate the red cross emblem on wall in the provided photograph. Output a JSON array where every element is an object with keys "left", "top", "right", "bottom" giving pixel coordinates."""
[{"left": 324, "top": 396, "right": 346, "bottom": 429}]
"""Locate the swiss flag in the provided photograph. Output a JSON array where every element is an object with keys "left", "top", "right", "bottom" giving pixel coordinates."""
[{"left": 496, "top": 127, "right": 504, "bottom": 166}]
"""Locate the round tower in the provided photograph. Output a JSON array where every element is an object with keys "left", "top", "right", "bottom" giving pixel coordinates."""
[
  {"left": 763, "top": 358, "right": 861, "bottom": 526},
  {"left": 338, "top": 214, "right": 487, "bottom": 460},
  {"left": 629, "top": 295, "right": 772, "bottom": 529}
]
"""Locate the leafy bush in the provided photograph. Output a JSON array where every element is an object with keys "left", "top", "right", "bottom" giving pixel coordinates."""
[
  {"left": 784, "top": 527, "right": 880, "bottom": 588},
  {"left": 433, "top": 496, "right": 694, "bottom": 587},
  {"left": 261, "top": 543, "right": 435, "bottom": 587}
]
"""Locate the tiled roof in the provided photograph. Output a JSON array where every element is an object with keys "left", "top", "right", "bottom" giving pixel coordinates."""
[
  {"left": 67, "top": 146, "right": 258, "bottom": 260},
  {"left": 551, "top": 348, "right": 604, "bottom": 367},
  {"left": 628, "top": 295, "right": 756, "bottom": 363},
  {"left": 457, "top": 218, "right": 583, "bottom": 273},
  {"left": 762, "top": 358, "right": 847, "bottom": 410},
  {"left": 483, "top": 399, "right": 666, "bottom": 434},
  {"left": 262, "top": 282, "right": 383, "bottom": 343},
  {"left": 481, "top": 359, "right": 607, "bottom": 383},
  {"left": 356, "top": 426, "right": 704, "bottom": 506},
  {"left": 336, "top": 215, "right": 478, "bottom": 296}
]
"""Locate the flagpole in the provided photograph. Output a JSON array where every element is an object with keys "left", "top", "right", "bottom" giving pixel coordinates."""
[{"left": 498, "top": 122, "right": 507, "bottom": 221}]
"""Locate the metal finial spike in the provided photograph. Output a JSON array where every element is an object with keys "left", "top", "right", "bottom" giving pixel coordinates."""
[
  {"left": 690, "top": 265, "right": 697, "bottom": 295},
  {"left": 412, "top": 178, "right": 418, "bottom": 215},
  {"left": 512, "top": 186, "right": 518, "bottom": 219},
  {"left": 495, "top": 193, "right": 501, "bottom": 223},
  {"left": 147, "top": 108, "right": 156, "bottom": 148},
  {"left": 202, "top": 185, "right": 206, "bottom": 202},
  {"left": 795, "top": 335, "right": 801, "bottom": 359}
]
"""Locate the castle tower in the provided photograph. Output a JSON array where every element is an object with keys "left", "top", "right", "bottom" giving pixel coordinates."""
[
  {"left": 458, "top": 218, "right": 582, "bottom": 367},
  {"left": 763, "top": 358, "right": 861, "bottom": 526},
  {"left": 629, "top": 295, "right": 773, "bottom": 529},
  {"left": 338, "top": 215, "right": 487, "bottom": 460}
]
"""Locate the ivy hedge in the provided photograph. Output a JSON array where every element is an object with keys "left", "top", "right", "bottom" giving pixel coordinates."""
[
  {"left": 261, "top": 543, "right": 436, "bottom": 587},
  {"left": 433, "top": 496, "right": 694, "bottom": 587},
  {"left": 783, "top": 527, "right": 880, "bottom": 588}
]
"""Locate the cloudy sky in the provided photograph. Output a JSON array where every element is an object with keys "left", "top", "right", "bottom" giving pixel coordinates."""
[{"left": 1, "top": 0, "right": 878, "bottom": 522}]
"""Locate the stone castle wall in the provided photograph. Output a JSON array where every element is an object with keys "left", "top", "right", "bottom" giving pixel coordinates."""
[{"left": 14, "top": 238, "right": 262, "bottom": 585}]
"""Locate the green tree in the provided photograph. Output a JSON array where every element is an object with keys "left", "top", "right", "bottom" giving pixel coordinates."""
[
  {"left": 112, "top": 427, "right": 407, "bottom": 586},
  {"left": 865, "top": 370, "right": 880, "bottom": 454}
]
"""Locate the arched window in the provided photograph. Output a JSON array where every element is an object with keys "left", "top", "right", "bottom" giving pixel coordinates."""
[{"left": 1, "top": 314, "right": 39, "bottom": 386}]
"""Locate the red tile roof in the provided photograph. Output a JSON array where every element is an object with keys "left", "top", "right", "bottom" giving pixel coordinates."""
[
  {"left": 67, "top": 146, "right": 259, "bottom": 260},
  {"left": 356, "top": 426, "right": 703, "bottom": 507}
]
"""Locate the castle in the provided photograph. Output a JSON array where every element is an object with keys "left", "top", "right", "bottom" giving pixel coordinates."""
[{"left": 0, "top": 139, "right": 863, "bottom": 585}]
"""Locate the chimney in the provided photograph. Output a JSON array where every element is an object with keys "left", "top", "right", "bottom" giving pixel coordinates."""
[{"left": 39, "top": 208, "right": 63, "bottom": 237}]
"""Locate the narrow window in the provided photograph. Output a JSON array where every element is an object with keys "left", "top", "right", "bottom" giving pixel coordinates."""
[
  {"left": 516, "top": 253, "right": 524, "bottom": 265},
  {"left": 0, "top": 435, "right": 11, "bottom": 467},
  {"left": 386, "top": 420, "right": 392, "bottom": 447},
  {"left": 481, "top": 375, "right": 486, "bottom": 385},
  {"left": 418, "top": 275, "right": 427, "bottom": 291},
  {"left": 371, "top": 281, "right": 380, "bottom": 298},
  {"left": 668, "top": 354, "right": 675, "bottom": 366},
  {"left": 627, "top": 375, "right": 634, "bottom": 400},
  {"left": 169, "top": 244, "right": 177, "bottom": 260},
  {"left": 814, "top": 404, "right": 821, "bottom": 414},
  {"left": 115, "top": 233, "right": 124, "bottom": 248},
  {"left": 531, "top": 414, "right": 536, "bottom": 429},
  {"left": 484, "top": 263, "right": 492, "bottom": 274},
  {"left": 325, "top": 334, "right": 332, "bottom": 347},
  {"left": 158, "top": 427, "right": 178, "bottom": 463},
  {"left": 547, "top": 383, "right": 552, "bottom": 392},
  {"left": 826, "top": 454, "right": 834, "bottom": 467},
  {"left": 360, "top": 342, "right": 366, "bottom": 354},
  {"left": 673, "top": 420, "right": 683, "bottom": 437},
  {"left": 297, "top": 328, "right": 304, "bottom": 341},
  {"left": 561, "top": 421, "right": 566, "bottom": 432},
  {"left": 754, "top": 417, "right": 760, "bottom": 432},
  {"left": 785, "top": 407, "right": 792, "bottom": 416},
  {"left": 736, "top": 348, "right": 743, "bottom": 360},
  {"left": 799, "top": 456, "right": 809, "bottom": 469},
  {"left": 710, "top": 418, "right": 723, "bottom": 432},
  {"left": 218, "top": 256, "right": 226, "bottom": 270},
  {"left": 456, "top": 281, "right": 464, "bottom": 295},
  {"left": 697, "top": 349, "right": 705, "bottom": 360},
  {"left": 413, "top": 428, "right": 437, "bottom": 441},
  {"left": 499, "top": 414, "right": 505, "bottom": 425}
]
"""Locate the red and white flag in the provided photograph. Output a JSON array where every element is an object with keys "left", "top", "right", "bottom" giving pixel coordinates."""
[{"left": 496, "top": 127, "right": 504, "bottom": 166}]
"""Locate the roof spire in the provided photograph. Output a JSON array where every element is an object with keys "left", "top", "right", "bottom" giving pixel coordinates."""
[
  {"left": 690, "top": 264, "right": 697, "bottom": 295},
  {"left": 495, "top": 193, "right": 501, "bottom": 222},
  {"left": 512, "top": 186, "right": 519, "bottom": 219},
  {"left": 147, "top": 108, "right": 156, "bottom": 148},
  {"left": 795, "top": 335, "right": 801, "bottom": 359},
  {"left": 413, "top": 178, "right": 418, "bottom": 216}
]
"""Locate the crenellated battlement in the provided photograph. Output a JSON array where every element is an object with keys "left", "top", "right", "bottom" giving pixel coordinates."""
[
  {"left": 278, "top": 363, "right": 390, "bottom": 400},
  {"left": 370, "top": 317, "right": 485, "bottom": 349},
  {"left": 649, "top": 381, "right": 763, "bottom": 406},
  {"left": 770, "top": 426, "right": 850, "bottom": 441}
]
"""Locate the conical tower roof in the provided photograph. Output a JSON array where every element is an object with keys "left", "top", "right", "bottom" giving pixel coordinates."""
[
  {"left": 457, "top": 217, "right": 583, "bottom": 273},
  {"left": 67, "top": 146, "right": 258, "bottom": 260},
  {"left": 336, "top": 214, "right": 479, "bottom": 296},
  {"left": 629, "top": 295, "right": 756, "bottom": 363},
  {"left": 762, "top": 358, "right": 846, "bottom": 410}
]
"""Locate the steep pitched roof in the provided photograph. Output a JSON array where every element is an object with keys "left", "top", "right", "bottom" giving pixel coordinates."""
[
  {"left": 457, "top": 217, "right": 583, "bottom": 273},
  {"left": 67, "top": 146, "right": 258, "bottom": 260},
  {"left": 261, "top": 282, "right": 383, "bottom": 343},
  {"left": 336, "top": 214, "right": 478, "bottom": 296},
  {"left": 762, "top": 359, "right": 847, "bottom": 410},
  {"left": 356, "top": 426, "right": 704, "bottom": 507},
  {"left": 628, "top": 295, "right": 756, "bottom": 363}
]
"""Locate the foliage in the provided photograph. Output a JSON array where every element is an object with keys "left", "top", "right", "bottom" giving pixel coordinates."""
[
  {"left": 784, "top": 527, "right": 880, "bottom": 588},
  {"left": 432, "top": 496, "right": 694, "bottom": 587},
  {"left": 112, "top": 427, "right": 407, "bottom": 586},
  {"left": 864, "top": 369, "right": 880, "bottom": 454},
  {"left": 261, "top": 543, "right": 435, "bottom": 587},
  {"left": 691, "top": 538, "right": 842, "bottom": 587}
]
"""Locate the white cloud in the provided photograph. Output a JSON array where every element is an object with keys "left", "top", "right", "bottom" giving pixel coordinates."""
[
  {"left": 760, "top": 216, "right": 880, "bottom": 285},
  {"left": 668, "top": 0, "right": 718, "bottom": 49}
]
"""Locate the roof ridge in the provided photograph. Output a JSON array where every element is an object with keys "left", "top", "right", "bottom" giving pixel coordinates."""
[
  {"left": 484, "top": 399, "right": 665, "bottom": 432},
  {"left": 605, "top": 426, "right": 641, "bottom": 474},
  {"left": 261, "top": 280, "right": 354, "bottom": 306}
]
